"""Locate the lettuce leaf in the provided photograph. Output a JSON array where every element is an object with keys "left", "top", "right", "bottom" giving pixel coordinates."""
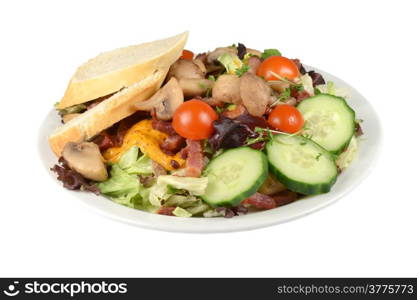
[
  {"left": 157, "top": 176, "right": 208, "bottom": 195},
  {"left": 149, "top": 175, "right": 208, "bottom": 207},
  {"left": 300, "top": 74, "right": 314, "bottom": 96},
  {"left": 56, "top": 103, "right": 87, "bottom": 116},
  {"left": 217, "top": 53, "right": 243, "bottom": 75},
  {"left": 316, "top": 81, "right": 350, "bottom": 98},
  {"left": 97, "top": 146, "right": 155, "bottom": 208},
  {"left": 261, "top": 49, "right": 281, "bottom": 60},
  {"left": 172, "top": 207, "right": 192, "bottom": 218},
  {"left": 125, "top": 155, "right": 153, "bottom": 175},
  {"left": 165, "top": 195, "right": 199, "bottom": 208},
  {"left": 185, "top": 202, "right": 210, "bottom": 216},
  {"left": 117, "top": 146, "right": 153, "bottom": 175},
  {"left": 98, "top": 146, "right": 210, "bottom": 216},
  {"left": 118, "top": 146, "right": 139, "bottom": 169},
  {"left": 336, "top": 136, "right": 358, "bottom": 170},
  {"left": 97, "top": 165, "right": 140, "bottom": 197}
]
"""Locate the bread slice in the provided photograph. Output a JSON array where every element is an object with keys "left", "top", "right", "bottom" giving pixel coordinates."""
[
  {"left": 57, "top": 31, "right": 188, "bottom": 109},
  {"left": 49, "top": 69, "right": 168, "bottom": 156}
]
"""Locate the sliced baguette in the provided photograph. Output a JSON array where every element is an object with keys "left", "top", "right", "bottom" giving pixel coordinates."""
[
  {"left": 57, "top": 31, "right": 188, "bottom": 109},
  {"left": 49, "top": 69, "right": 168, "bottom": 156}
]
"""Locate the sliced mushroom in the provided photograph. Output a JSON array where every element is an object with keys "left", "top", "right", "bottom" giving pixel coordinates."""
[
  {"left": 62, "top": 113, "right": 81, "bottom": 123},
  {"left": 207, "top": 47, "right": 238, "bottom": 64},
  {"left": 212, "top": 74, "right": 242, "bottom": 104},
  {"left": 167, "top": 59, "right": 204, "bottom": 80},
  {"left": 247, "top": 56, "right": 262, "bottom": 74},
  {"left": 62, "top": 142, "right": 108, "bottom": 181},
  {"left": 193, "top": 58, "right": 207, "bottom": 74},
  {"left": 178, "top": 78, "right": 214, "bottom": 98},
  {"left": 135, "top": 77, "right": 184, "bottom": 120},
  {"left": 240, "top": 73, "right": 273, "bottom": 117}
]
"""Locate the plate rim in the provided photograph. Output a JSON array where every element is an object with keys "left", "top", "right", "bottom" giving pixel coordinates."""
[{"left": 38, "top": 66, "right": 383, "bottom": 233}]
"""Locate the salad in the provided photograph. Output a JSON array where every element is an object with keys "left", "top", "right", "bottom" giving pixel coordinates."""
[{"left": 52, "top": 43, "right": 363, "bottom": 218}]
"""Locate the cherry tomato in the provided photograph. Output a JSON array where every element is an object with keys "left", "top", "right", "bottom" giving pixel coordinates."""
[
  {"left": 180, "top": 49, "right": 194, "bottom": 60},
  {"left": 257, "top": 56, "right": 300, "bottom": 81},
  {"left": 173, "top": 99, "right": 218, "bottom": 140},
  {"left": 268, "top": 104, "right": 304, "bottom": 133}
]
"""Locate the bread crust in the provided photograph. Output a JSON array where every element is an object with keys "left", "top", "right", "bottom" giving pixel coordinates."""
[
  {"left": 48, "top": 69, "right": 168, "bottom": 156},
  {"left": 57, "top": 32, "right": 188, "bottom": 109}
]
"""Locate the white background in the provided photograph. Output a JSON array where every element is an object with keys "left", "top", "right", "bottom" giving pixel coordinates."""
[{"left": 1, "top": 0, "right": 416, "bottom": 277}]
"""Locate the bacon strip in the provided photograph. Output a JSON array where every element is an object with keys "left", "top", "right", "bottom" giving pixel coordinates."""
[
  {"left": 151, "top": 119, "right": 177, "bottom": 136},
  {"left": 91, "top": 131, "right": 116, "bottom": 151},
  {"left": 160, "top": 134, "right": 185, "bottom": 155},
  {"left": 157, "top": 206, "right": 175, "bottom": 216},
  {"left": 273, "top": 190, "right": 298, "bottom": 207},
  {"left": 181, "top": 140, "right": 205, "bottom": 177},
  {"left": 243, "top": 191, "right": 298, "bottom": 210},
  {"left": 292, "top": 89, "right": 311, "bottom": 103},
  {"left": 243, "top": 193, "right": 277, "bottom": 210}
]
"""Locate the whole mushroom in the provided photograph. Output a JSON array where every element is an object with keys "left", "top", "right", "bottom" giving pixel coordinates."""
[
  {"left": 167, "top": 59, "right": 204, "bottom": 80},
  {"left": 212, "top": 74, "right": 242, "bottom": 104},
  {"left": 62, "top": 142, "right": 108, "bottom": 181},
  {"left": 166, "top": 58, "right": 214, "bottom": 98},
  {"left": 135, "top": 77, "right": 184, "bottom": 120},
  {"left": 240, "top": 73, "right": 274, "bottom": 117}
]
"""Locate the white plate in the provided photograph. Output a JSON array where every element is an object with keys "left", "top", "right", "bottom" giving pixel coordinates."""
[{"left": 38, "top": 67, "right": 382, "bottom": 233}]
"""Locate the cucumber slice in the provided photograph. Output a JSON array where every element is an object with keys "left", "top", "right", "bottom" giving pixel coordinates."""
[
  {"left": 297, "top": 94, "right": 355, "bottom": 154},
  {"left": 266, "top": 134, "right": 337, "bottom": 195},
  {"left": 202, "top": 147, "right": 268, "bottom": 207}
]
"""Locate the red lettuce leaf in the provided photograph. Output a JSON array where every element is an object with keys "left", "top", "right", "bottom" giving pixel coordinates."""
[{"left": 51, "top": 157, "right": 100, "bottom": 195}]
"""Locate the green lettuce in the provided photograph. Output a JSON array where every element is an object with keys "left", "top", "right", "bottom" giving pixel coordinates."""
[
  {"left": 185, "top": 202, "right": 210, "bottom": 216},
  {"left": 97, "top": 146, "right": 155, "bottom": 209},
  {"left": 165, "top": 195, "right": 199, "bottom": 208},
  {"left": 172, "top": 207, "right": 192, "bottom": 218},
  {"left": 56, "top": 103, "right": 87, "bottom": 116},
  {"left": 97, "top": 165, "right": 141, "bottom": 207},
  {"left": 97, "top": 146, "right": 211, "bottom": 216},
  {"left": 126, "top": 155, "right": 153, "bottom": 175},
  {"left": 300, "top": 74, "right": 314, "bottom": 96},
  {"left": 261, "top": 48, "right": 281, "bottom": 60},
  {"left": 149, "top": 175, "right": 208, "bottom": 207},
  {"left": 118, "top": 146, "right": 139, "bottom": 169},
  {"left": 164, "top": 195, "right": 210, "bottom": 216},
  {"left": 316, "top": 81, "right": 350, "bottom": 98},
  {"left": 217, "top": 53, "right": 243, "bottom": 75},
  {"left": 118, "top": 146, "right": 153, "bottom": 175},
  {"left": 336, "top": 136, "right": 358, "bottom": 170}
]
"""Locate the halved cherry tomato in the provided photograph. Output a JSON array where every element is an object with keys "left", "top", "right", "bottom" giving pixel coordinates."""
[
  {"left": 173, "top": 99, "right": 218, "bottom": 140},
  {"left": 180, "top": 49, "right": 194, "bottom": 60},
  {"left": 268, "top": 104, "right": 304, "bottom": 133},
  {"left": 257, "top": 56, "right": 300, "bottom": 81}
]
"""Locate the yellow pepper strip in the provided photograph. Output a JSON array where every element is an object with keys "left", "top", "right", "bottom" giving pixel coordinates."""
[{"left": 103, "top": 119, "right": 185, "bottom": 171}]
